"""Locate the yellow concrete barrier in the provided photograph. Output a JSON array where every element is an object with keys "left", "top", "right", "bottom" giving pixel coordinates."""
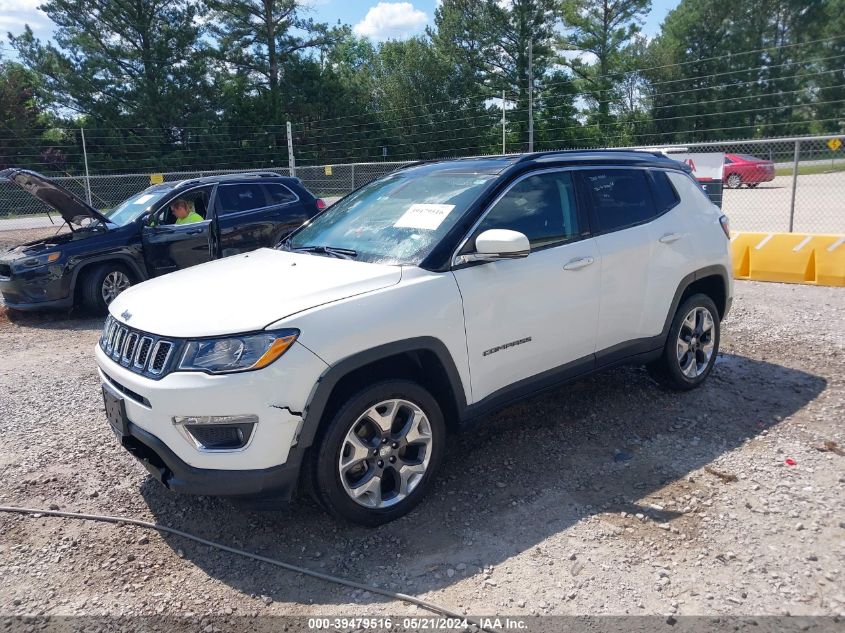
[{"left": 730, "top": 232, "right": 845, "bottom": 287}]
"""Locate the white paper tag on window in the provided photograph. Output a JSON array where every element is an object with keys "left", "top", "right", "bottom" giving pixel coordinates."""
[
  {"left": 134, "top": 194, "right": 155, "bottom": 205},
  {"left": 394, "top": 203, "right": 455, "bottom": 230}
]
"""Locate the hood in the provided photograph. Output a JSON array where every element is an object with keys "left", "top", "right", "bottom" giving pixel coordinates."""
[
  {"left": 0, "top": 232, "right": 78, "bottom": 262},
  {"left": 109, "top": 248, "right": 403, "bottom": 337},
  {"left": 0, "top": 168, "right": 110, "bottom": 227}
]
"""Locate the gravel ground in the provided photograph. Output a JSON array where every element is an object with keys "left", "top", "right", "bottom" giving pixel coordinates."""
[{"left": 0, "top": 280, "right": 843, "bottom": 624}]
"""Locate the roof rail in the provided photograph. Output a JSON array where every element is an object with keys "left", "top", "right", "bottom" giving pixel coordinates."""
[
  {"left": 395, "top": 160, "right": 431, "bottom": 171},
  {"left": 517, "top": 148, "right": 673, "bottom": 163},
  {"left": 239, "top": 171, "right": 284, "bottom": 178}
]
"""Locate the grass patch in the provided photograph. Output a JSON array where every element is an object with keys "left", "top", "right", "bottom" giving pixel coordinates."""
[{"left": 774, "top": 161, "right": 845, "bottom": 177}]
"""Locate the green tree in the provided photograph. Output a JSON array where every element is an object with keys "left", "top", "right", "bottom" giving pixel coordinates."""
[
  {"left": 534, "top": 69, "right": 582, "bottom": 149},
  {"left": 0, "top": 59, "right": 53, "bottom": 170},
  {"left": 287, "top": 32, "right": 381, "bottom": 164},
  {"left": 10, "top": 1, "right": 212, "bottom": 171},
  {"left": 811, "top": 0, "right": 845, "bottom": 134},
  {"left": 557, "top": 0, "right": 651, "bottom": 140},
  {"left": 645, "top": 0, "right": 832, "bottom": 143},
  {"left": 372, "top": 37, "right": 496, "bottom": 160},
  {"left": 431, "top": 0, "right": 558, "bottom": 152},
  {"left": 207, "top": 0, "right": 336, "bottom": 125}
]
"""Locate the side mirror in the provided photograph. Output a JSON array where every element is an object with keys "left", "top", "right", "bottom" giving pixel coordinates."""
[{"left": 457, "top": 229, "right": 530, "bottom": 264}]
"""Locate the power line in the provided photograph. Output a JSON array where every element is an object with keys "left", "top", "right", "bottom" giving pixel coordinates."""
[{"left": 289, "top": 34, "right": 845, "bottom": 129}]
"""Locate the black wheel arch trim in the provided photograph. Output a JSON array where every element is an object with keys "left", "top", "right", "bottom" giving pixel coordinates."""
[
  {"left": 69, "top": 254, "right": 148, "bottom": 291},
  {"left": 660, "top": 264, "right": 731, "bottom": 338},
  {"left": 297, "top": 336, "right": 469, "bottom": 450}
]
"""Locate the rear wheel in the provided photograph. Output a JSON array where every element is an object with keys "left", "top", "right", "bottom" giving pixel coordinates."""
[
  {"left": 648, "top": 294, "right": 720, "bottom": 391},
  {"left": 725, "top": 173, "right": 742, "bottom": 188},
  {"left": 310, "top": 380, "right": 445, "bottom": 526},
  {"left": 80, "top": 263, "right": 132, "bottom": 314}
]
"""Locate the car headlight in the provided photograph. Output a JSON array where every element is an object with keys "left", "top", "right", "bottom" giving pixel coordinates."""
[
  {"left": 178, "top": 329, "right": 299, "bottom": 374},
  {"left": 19, "top": 252, "right": 61, "bottom": 268}
]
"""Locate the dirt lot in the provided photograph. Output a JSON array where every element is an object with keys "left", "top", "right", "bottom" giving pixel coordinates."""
[{"left": 0, "top": 281, "right": 843, "bottom": 624}]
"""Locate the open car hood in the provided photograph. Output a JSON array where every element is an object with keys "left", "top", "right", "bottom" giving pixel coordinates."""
[{"left": 0, "top": 168, "right": 110, "bottom": 227}]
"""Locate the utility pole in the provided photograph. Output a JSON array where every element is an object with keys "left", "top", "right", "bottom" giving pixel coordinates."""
[
  {"left": 528, "top": 39, "right": 534, "bottom": 153},
  {"left": 286, "top": 121, "right": 296, "bottom": 177},
  {"left": 501, "top": 90, "right": 507, "bottom": 154},
  {"left": 80, "top": 127, "right": 92, "bottom": 205}
]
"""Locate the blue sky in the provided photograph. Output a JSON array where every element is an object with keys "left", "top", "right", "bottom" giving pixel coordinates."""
[{"left": 0, "top": 0, "right": 679, "bottom": 50}]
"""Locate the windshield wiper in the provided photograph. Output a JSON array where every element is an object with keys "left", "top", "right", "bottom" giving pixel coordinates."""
[{"left": 292, "top": 245, "right": 358, "bottom": 259}]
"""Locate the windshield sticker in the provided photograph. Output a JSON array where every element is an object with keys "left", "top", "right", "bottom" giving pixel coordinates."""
[
  {"left": 134, "top": 194, "right": 155, "bottom": 205},
  {"left": 394, "top": 203, "right": 455, "bottom": 230}
]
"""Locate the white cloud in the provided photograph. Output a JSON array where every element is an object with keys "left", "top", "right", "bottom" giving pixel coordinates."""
[
  {"left": 353, "top": 2, "right": 428, "bottom": 41},
  {"left": 0, "top": 0, "right": 52, "bottom": 41},
  {"left": 0, "top": 0, "right": 43, "bottom": 10}
]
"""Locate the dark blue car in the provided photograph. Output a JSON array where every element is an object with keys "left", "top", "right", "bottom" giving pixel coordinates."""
[{"left": 0, "top": 169, "right": 324, "bottom": 313}]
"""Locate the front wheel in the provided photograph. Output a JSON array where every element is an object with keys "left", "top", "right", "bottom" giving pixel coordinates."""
[
  {"left": 80, "top": 263, "right": 133, "bottom": 314},
  {"left": 648, "top": 294, "right": 720, "bottom": 391},
  {"left": 725, "top": 173, "right": 742, "bottom": 188},
  {"left": 310, "top": 380, "right": 445, "bottom": 526}
]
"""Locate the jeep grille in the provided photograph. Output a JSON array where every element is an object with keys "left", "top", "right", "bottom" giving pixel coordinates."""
[{"left": 100, "top": 316, "right": 179, "bottom": 379}]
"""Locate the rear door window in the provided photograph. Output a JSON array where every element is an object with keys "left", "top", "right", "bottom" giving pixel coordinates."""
[
  {"left": 580, "top": 169, "right": 656, "bottom": 233},
  {"left": 216, "top": 184, "right": 268, "bottom": 215}
]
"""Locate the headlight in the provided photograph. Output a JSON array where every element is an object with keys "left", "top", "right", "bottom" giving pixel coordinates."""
[
  {"left": 178, "top": 329, "right": 299, "bottom": 374},
  {"left": 19, "top": 251, "right": 61, "bottom": 268}
]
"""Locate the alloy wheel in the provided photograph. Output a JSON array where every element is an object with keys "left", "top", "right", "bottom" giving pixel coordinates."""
[
  {"left": 726, "top": 173, "right": 742, "bottom": 188},
  {"left": 676, "top": 306, "right": 715, "bottom": 379},
  {"left": 338, "top": 398, "right": 433, "bottom": 509},
  {"left": 101, "top": 270, "right": 131, "bottom": 304}
]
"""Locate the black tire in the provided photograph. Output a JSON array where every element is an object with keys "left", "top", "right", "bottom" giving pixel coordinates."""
[
  {"left": 747, "top": 182, "right": 759, "bottom": 188},
  {"left": 648, "top": 293, "right": 720, "bottom": 391},
  {"left": 309, "top": 380, "right": 445, "bottom": 526},
  {"left": 80, "top": 263, "right": 133, "bottom": 315}
]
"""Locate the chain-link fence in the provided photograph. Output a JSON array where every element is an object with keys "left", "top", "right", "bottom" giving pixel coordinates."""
[
  {"left": 2, "top": 135, "right": 843, "bottom": 239},
  {"left": 644, "top": 135, "right": 845, "bottom": 235}
]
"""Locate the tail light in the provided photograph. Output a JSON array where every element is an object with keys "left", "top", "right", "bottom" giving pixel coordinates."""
[
  {"left": 315, "top": 198, "right": 327, "bottom": 210},
  {"left": 719, "top": 215, "right": 730, "bottom": 239}
]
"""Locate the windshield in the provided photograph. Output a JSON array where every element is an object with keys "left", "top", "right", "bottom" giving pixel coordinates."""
[
  {"left": 102, "top": 187, "right": 172, "bottom": 226},
  {"left": 285, "top": 169, "right": 495, "bottom": 265}
]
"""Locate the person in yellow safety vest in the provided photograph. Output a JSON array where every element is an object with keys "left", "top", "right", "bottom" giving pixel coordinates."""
[{"left": 171, "top": 198, "right": 203, "bottom": 225}]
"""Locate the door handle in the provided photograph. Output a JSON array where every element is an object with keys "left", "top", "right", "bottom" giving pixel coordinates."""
[
  {"left": 563, "top": 256, "right": 595, "bottom": 271},
  {"left": 659, "top": 232, "right": 683, "bottom": 244},
  {"left": 185, "top": 228, "right": 204, "bottom": 235}
]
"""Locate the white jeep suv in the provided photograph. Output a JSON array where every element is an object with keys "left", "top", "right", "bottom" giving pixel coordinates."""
[{"left": 95, "top": 151, "right": 733, "bottom": 525}]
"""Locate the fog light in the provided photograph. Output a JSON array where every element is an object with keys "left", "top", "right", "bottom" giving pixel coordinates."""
[{"left": 173, "top": 415, "right": 257, "bottom": 451}]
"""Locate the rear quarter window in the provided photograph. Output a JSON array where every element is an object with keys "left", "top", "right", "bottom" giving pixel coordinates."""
[
  {"left": 650, "top": 171, "right": 680, "bottom": 213},
  {"left": 264, "top": 183, "right": 298, "bottom": 205}
]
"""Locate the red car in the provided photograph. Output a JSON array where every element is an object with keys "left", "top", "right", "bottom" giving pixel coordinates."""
[{"left": 723, "top": 153, "right": 775, "bottom": 188}]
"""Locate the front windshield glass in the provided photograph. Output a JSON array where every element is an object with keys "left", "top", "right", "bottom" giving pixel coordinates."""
[
  {"left": 102, "top": 187, "right": 172, "bottom": 226},
  {"left": 286, "top": 169, "right": 496, "bottom": 265}
]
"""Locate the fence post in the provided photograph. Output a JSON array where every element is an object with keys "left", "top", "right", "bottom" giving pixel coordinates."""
[
  {"left": 80, "top": 127, "right": 93, "bottom": 206},
  {"left": 501, "top": 90, "right": 506, "bottom": 154},
  {"left": 527, "top": 40, "right": 534, "bottom": 153},
  {"left": 351, "top": 163, "right": 355, "bottom": 191},
  {"left": 286, "top": 121, "right": 296, "bottom": 178},
  {"left": 788, "top": 139, "right": 800, "bottom": 233}
]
